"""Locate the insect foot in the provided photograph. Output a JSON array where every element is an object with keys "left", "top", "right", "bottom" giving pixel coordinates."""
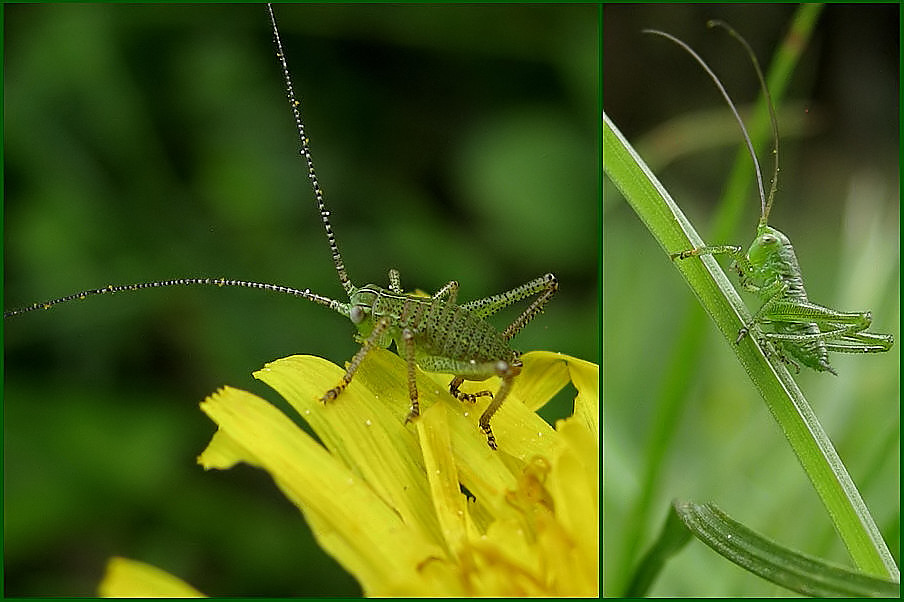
[
  {"left": 448, "top": 377, "right": 494, "bottom": 404},
  {"left": 475, "top": 358, "right": 524, "bottom": 451},
  {"left": 670, "top": 249, "right": 698, "bottom": 260}
]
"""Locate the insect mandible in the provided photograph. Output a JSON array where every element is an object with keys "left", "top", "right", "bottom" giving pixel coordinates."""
[
  {"left": 647, "top": 21, "right": 894, "bottom": 374},
  {"left": 3, "top": 3, "right": 560, "bottom": 450}
]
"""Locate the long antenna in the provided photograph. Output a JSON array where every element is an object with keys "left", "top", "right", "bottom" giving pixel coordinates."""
[
  {"left": 266, "top": 3, "right": 353, "bottom": 295},
  {"left": 707, "top": 19, "right": 780, "bottom": 224},
  {"left": 3, "top": 279, "right": 348, "bottom": 318},
  {"left": 5, "top": 5, "right": 354, "bottom": 319},
  {"left": 643, "top": 26, "right": 776, "bottom": 224}
]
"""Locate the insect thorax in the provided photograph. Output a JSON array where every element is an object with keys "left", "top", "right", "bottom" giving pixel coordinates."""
[
  {"left": 748, "top": 225, "right": 808, "bottom": 301},
  {"left": 350, "top": 285, "right": 513, "bottom": 365}
]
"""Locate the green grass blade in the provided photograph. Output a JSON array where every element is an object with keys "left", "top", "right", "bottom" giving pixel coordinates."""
[
  {"left": 623, "top": 503, "right": 693, "bottom": 597},
  {"left": 603, "top": 111, "right": 899, "bottom": 581},
  {"left": 673, "top": 501, "right": 900, "bottom": 597},
  {"left": 609, "top": 11, "right": 824, "bottom": 588}
]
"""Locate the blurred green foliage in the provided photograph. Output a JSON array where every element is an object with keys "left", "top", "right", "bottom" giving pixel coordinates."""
[
  {"left": 4, "top": 4, "right": 599, "bottom": 596},
  {"left": 604, "top": 4, "right": 898, "bottom": 596}
]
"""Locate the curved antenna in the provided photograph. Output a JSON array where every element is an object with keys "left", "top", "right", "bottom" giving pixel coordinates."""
[
  {"left": 3, "top": 278, "right": 350, "bottom": 319},
  {"left": 266, "top": 3, "right": 353, "bottom": 295},
  {"left": 643, "top": 27, "right": 768, "bottom": 224},
  {"left": 707, "top": 20, "right": 780, "bottom": 224}
]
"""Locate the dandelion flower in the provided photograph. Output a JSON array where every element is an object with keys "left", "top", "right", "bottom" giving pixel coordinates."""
[{"left": 99, "top": 349, "right": 598, "bottom": 596}]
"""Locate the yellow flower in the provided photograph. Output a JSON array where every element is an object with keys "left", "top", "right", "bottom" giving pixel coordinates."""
[{"left": 99, "top": 349, "right": 598, "bottom": 596}]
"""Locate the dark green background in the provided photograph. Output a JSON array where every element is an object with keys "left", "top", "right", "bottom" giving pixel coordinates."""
[
  {"left": 604, "top": 4, "right": 898, "bottom": 596},
  {"left": 4, "top": 4, "right": 599, "bottom": 596}
]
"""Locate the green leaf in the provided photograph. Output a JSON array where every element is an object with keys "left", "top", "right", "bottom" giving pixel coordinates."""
[
  {"left": 624, "top": 503, "right": 693, "bottom": 597},
  {"left": 673, "top": 501, "right": 900, "bottom": 597}
]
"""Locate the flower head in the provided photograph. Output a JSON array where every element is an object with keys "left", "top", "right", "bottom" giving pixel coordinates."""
[{"left": 100, "top": 349, "right": 598, "bottom": 596}]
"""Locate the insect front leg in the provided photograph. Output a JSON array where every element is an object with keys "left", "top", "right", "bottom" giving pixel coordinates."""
[
  {"left": 387, "top": 269, "right": 459, "bottom": 304},
  {"left": 671, "top": 244, "right": 743, "bottom": 261},
  {"left": 322, "top": 316, "right": 391, "bottom": 403},
  {"left": 671, "top": 244, "right": 760, "bottom": 290}
]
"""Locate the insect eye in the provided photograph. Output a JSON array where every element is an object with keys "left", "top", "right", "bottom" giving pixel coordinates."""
[{"left": 349, "top": 305, "right": 368, "bottom": 324}]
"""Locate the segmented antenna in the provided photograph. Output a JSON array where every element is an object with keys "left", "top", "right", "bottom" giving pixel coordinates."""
[
  {"left": 643, "top": 25, "right": 779, "bottom": 225},
  {"left": 3, "top": 279, "right": 347, "bottom": 319},
  {"left": 266, "top": 3, "right": 353, "bottom": 295},
  {"left": 4, "top": 5, "right": 353, "bottom": 320}
]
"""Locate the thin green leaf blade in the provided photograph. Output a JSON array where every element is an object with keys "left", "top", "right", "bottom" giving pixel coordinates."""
[
  {"left": 673, "top": 501, "right": 900, "bottom": 597},
  {"left": 624, "top": 503, "right": 693, "bottom": 597}
]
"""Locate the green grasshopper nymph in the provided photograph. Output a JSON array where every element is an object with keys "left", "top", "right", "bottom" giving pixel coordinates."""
[
  {"left": 648, "top": 21, "right": 894, "bottom": 375},
  {"left": 2, "top": 3, "right": 597, "bottom": 453}
]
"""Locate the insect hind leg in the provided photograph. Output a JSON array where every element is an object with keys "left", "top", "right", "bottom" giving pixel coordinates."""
[
  {"left": 460, "top": 274, "right": 555, "bottom": 317},
  {"left": 458, "top": 274, "right": 557, "bottom": 343},
  {"left": 477, "top": 361, "right": 522, "bottom": 451},
  {"left": 825, "top": 330, "right": 895, "bottom": 353},
  {"left": 420, "top": 355, "right": 523, "bottom": 449}
]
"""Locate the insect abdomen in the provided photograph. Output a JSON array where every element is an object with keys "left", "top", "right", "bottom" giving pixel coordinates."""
[
  {"left": 767, "top": 240, "right": 834, "bottom": 372},
  {"left": 774, "top": 320, "right": 833, "bottom": 372}
]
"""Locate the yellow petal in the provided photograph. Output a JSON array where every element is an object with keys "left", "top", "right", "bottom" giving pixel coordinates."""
[
  {"left": 416, "top": 401, "right": 468, "bottom": 553},
  {"left": 514, "top": 351, "right": 575, "bottom": 412},
  {"left": 547, "top": 416, "right": 599, "bottom": 594},
  {"left": 192, "top": 348, "right": 599, "bottom": 596},
  {"left": 197, "top": 383, "right": 445, "bottom": 594},
  {"left": 254, "top": 353, "right": 446, "bottom": 546},
  {"left": 98, "top": 556, "right": 205, "bottom": 597}
]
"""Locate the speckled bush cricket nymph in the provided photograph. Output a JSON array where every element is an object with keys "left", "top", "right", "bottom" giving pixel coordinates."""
[
  {"left": 649, "top": 21, "right": 893, "bottom": 373},
  {"left": 3, "top": 4, "right": 559, "bottom": 450}
]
